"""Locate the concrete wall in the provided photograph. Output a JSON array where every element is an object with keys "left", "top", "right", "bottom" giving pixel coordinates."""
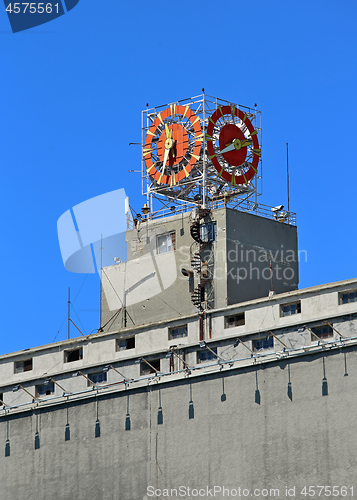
[
  {"left": 101, "top": 208, "right": 299, "bottom": 331},
  {"left": 101, "top": 211, "right": 197, "bottom": 331},
  {"left": 1, "top": 344, "right": 357, "bottom": 500},
  {"left": 225, "top": 209, "right": 298, "bottom": 305},
  {"left": 1, "top": 278, "right": 357, "bottom": 407}
]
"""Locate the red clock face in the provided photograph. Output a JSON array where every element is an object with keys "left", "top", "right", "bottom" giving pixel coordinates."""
[
  {"left": 143, "top": 105, "right": 202, "bottom": 186},
  {"left": 206, "top": 105, "right": 261, "bottom": 185}
]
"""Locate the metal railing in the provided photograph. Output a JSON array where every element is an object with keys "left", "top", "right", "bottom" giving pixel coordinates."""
[{"left": 147, "top": 200, "right": 296, "bottom": 225}]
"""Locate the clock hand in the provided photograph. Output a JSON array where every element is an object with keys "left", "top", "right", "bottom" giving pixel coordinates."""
[
  {"left": 161, "top": 147, "right": 170, "bottom": 174},
  {"left": 218, "top": 138, "right": 251, "bottom": 155},
  {"left": 165, "top": 123, "right": 171, "bottom": 139},
  {"left": 161, "top": 128, "right": 175, "bottom": 173},
  {"left": 218, "top": 142, "right": 236, "bottom": 155}
]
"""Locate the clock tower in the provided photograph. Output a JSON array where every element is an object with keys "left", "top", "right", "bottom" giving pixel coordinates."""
[{"left": 100, "top": 93, "right": 298, "bottom": 332}]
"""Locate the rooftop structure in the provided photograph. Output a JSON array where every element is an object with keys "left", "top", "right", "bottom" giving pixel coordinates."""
[{"left": 1, "top": 95, "right": 356, "bottom": 499}]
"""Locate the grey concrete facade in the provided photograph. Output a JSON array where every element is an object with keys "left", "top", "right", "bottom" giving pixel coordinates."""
[
  {"left": 1, "top": 206, "right": 356, "bottom": 500},
  {"left": 101, "top": 208, "right": 298, "bottom": 331},
  {"left": 0, "top": 277, "right": 357, "bottom": 499},
  {"left": 1, "top": 341, "right": 357, "bottom": 500}
]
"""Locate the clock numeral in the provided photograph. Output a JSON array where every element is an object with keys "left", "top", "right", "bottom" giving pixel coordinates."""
[
  {"left": 182, "top": 166, "right": 189, "bottom": 177},
  {"left": 146, "top": 163, "right": 157, "bottom": 174},
  {"left": 240, "top": 124, "right": 248, "bottom": 134},
  {"left": 143, "top": 148, "right": 154, "bottom": 157},
  {"left": 183, "top": 105, "right": 190, "bottom": 119},
  {"left": 170, "top": 174, "right": 176, "bottom": 186},
  {"left": 230, "top": 103, "right": 236, "bottom": 119}
]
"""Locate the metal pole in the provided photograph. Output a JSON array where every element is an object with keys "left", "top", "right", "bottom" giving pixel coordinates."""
[
  {"left": 202, "top": 89, "right": 206, "bottom": 208},
  {"left": 269, "top": 331, "right": 288, "bottom": 349},
  {"left": 68, "top": 287, "right": 70, "bottom": 340},
  {"left": 145, "top": 104, "right": 150, "bottom": 212},
  {"left": 287, "top": 143, "right": 290, "bottom": 213},
  {"left": 100, "top": 233, "right": 102, "bottom": 328}
]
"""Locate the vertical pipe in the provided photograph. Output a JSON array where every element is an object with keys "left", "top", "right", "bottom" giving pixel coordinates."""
[{"left": 199, "top": 313, "right": 204, "bottom": 341}]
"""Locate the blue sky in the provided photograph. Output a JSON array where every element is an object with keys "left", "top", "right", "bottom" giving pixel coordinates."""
[{"left": 1, "top": 0, "right": 356, "bottom": 355}]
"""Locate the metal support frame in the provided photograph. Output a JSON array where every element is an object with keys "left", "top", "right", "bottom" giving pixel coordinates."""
[
  {"left": 323, "top": 320, "right": 346, "bottom": 339},
  {"left": 44, "top": 377, "right": 67, "bottom": 394},
  {"left": 104, "top": 364, "right": 130, "bottom": 383},
  {"left": 168, "top": 349, "right": 191, "bottom": 369},
  {"left": 138, "top": 357, "right": 160, "bottom": 374},
  {"left": 269, "top": 330, "right": 288, "bottom": 349},
  {"left": 304, "top": 326, "right": 326, "bottom": 343},
  {"left": 13, "top": 384, "right": 37, "bottom": 401},
  {"left": 141, "top": 93, "right": 263, "bottom": 215},
  {"left": 234, "top": 338, "right": 253, "bottom": 353},
  {"left": 199, "top": 341, "right": 223, "bottom": 362}
]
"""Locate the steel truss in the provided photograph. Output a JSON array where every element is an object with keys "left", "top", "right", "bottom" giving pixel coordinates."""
[{"left": 141, "top": 93, "right": 262, "bottom": 214}]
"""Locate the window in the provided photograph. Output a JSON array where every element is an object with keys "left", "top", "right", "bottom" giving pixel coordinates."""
[
  {"left": 157, "top": 231, "right": 176, "bottom": 254},
  {"left": 225, "top": 313, "right": 245, "bottom": 328},
  {"left": 0, "top": 393, "right": 3, "bottom": 405},
  {"left": 197, "top": 347, "right": 217, "bottom": 363},
  {"left": 36, "top": 382, "right": 54, "bottom": 398},
  {"left": 169, "top": 325, "right": 188, "bottom": 340},
  {"left": 340, "top": 290, "right": 357, "bottom": 304},
  {"left": 200, "top": 222, "right": 216, "bottom": 242},
  {"left": 64, "top": 348, "right": 83, "bottom": 363},
  {"left": 140, "top": 358, "right": 160, "bottom": 376},
  {"left": 117, "top": 337, "right": 135, "bottom": 351},
  {"left": 14, "top": 358, "right": 33, "bottom": 373},
  {"left": 311, "top": 324, "right": 333, "bottom": 340},
  {"left": 281, "top": 301, "right": 301, "bottom": 317},
  {"left": 252, "top": 335, "right": 274, "bottom": 352},
  {"left": 87, "top": 372, "right": 107, "bottom": 386}
]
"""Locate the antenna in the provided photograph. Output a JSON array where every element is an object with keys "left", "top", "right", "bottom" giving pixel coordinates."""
[
  {"left": 287, "top": 143, "right": 290, "bottom": 213},
  {"left": 67, "top": 287, "right": 70, "bottom": 340},
  {"left": 100, "top": 233, "right": 103, "bottom": 329}
]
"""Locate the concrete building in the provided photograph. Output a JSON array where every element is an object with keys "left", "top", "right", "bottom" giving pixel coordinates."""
[{"left": 1, "top": 202, "right": 357, "bottom": 500}]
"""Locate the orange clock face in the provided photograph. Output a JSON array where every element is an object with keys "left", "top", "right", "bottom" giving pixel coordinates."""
[
  {"left": 143, "top": 105, "right": 202, "bottom": 186},
  {"left": 206, "top": 105, "right": 261, "bottom": 185}
]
